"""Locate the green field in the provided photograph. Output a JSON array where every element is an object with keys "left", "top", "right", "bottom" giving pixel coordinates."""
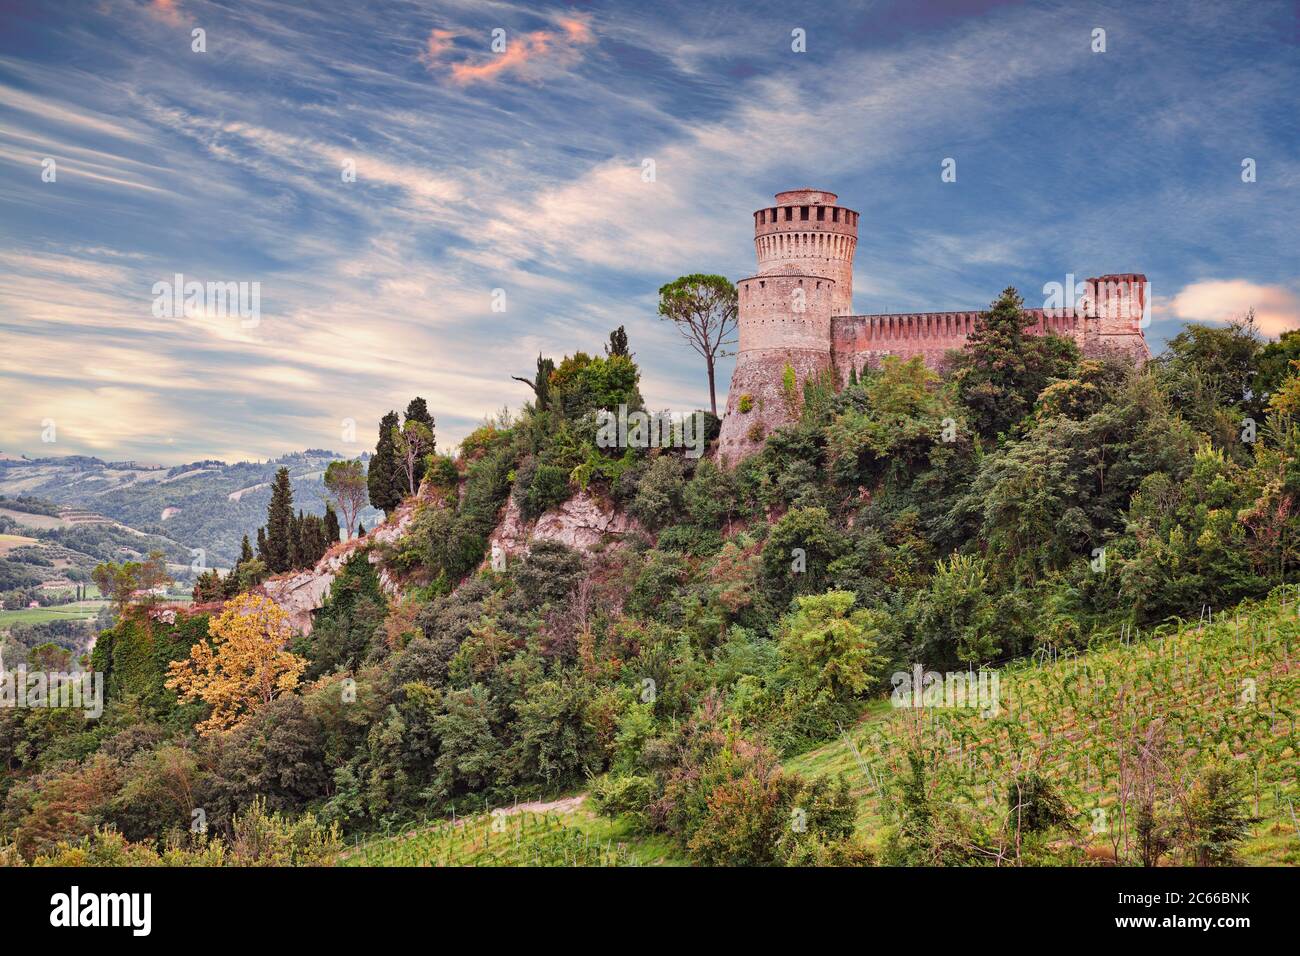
[
  {"left": 0, "top": 600, "right": 106, "bottom": 628},
  {"left": 339, "top": 803, "right": 684, "bottom": 867},
  {"left": 785, "top": 586, "right": 1300, "bottom": 864}
]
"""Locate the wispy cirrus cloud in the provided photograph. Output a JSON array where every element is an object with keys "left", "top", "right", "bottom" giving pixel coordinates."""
[
  {"left": 0, "top": 0, "right": 1296, "bottom": 465},
  {"left": 418, "top": 29, "right": 457, "bottom": 68}
]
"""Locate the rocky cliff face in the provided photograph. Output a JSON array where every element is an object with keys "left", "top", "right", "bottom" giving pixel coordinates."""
[
  {"left": 488, "top": 489, "right": 639, "bottom": 560},
  {"left": 259, "top": 492, "right": 416, "bottom": 636},
  {"left": 262, "top": 487, "right": 639, "bottom": 636}
]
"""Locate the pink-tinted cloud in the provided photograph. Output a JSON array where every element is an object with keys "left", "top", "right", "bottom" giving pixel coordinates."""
[
  {"left": 1168, "top": 279, "right": 1300, "bottom": 338},
  {"left": 426, "top": 16, "right": 594, "bottom": 85},
  {"left": 149, "top": 0, "right": 182, "bottom": 25},
  {"left": 418, "top": 29, "right": 457, "bottom": 68}
]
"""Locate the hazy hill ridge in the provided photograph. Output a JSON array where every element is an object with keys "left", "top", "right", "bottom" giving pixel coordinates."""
[{"left": 0, "top": 450, "right": 379, "bottom": 566}]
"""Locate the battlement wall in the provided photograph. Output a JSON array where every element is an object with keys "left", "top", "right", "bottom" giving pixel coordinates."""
[{"left": 832, "top": 309, "right": 1085, "bottom": 358}]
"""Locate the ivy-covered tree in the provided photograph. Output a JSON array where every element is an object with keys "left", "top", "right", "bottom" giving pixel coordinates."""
[
  {"left": 404, "top": 397, "right": 437, "bottom": 489},
  {"left": 392, "top": 419, "right": 435, "bottom": 497}
]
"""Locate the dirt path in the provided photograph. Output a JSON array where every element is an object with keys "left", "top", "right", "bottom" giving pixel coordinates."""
[{"left": 494, "top": 794, "right": 587, "bottom": 817}]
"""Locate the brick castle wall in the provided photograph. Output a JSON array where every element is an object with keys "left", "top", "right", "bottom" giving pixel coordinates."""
[{"left": 716, "top": 189, "right": 1151, "bottom": 463}]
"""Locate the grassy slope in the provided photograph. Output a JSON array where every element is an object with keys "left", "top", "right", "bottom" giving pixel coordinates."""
[
  {"left": 785, "top": 589, "right": 1300, "bottom": 865},
  {"left": 0, "top": 533, "right": 40, "bottom": 554},
  {"left": 0, "top": 508, "right": 65, "bottom": 531},
  {"left": 340, "top": 592, "right": 1300, "bottom": 867},
  {"left": 338, "top": 805, "right": 685, "bottom": 867}
]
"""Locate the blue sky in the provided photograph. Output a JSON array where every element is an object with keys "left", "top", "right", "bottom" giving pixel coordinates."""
[{"left": 1, "top": 0, "right": 1297, "bottom": 464}]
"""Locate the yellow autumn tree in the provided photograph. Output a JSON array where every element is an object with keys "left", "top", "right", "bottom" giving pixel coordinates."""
[{"left": 166, "top": 592, "right": 307, "bottom": 736}]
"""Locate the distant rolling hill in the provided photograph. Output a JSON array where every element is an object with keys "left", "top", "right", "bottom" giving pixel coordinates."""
[{"left": 0, "top": 450, "right": 380, "bottom": 567}]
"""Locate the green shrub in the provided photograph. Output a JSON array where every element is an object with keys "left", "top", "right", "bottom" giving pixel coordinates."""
[
  {"left": 590, "top": 772, "right": 658, "bottom": 828},
  {"left": 629, "top": 455, "right": 685, "bottom": 531},
  {"left": 524, "top": 464, "right": 571, "bottom": 519},
  {"left": 657, "top": 524, "right": 723, "bottom": 557}
]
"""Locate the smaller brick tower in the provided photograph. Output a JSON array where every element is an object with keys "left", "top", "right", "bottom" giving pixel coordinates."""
[
  {"left": 1078, "top": 273, "right": 1150, "bottom": 360},
  {"left": 716, "top": 189, "right": 860, "bottom": 462}
]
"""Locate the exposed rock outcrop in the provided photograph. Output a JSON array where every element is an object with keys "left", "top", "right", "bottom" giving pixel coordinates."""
[
  {"left": 259, "top": 491, "right": 420, "bottom": 636},
  {"left": 488, "top": 489, "right": 639, "bottom": 560},
  {"left": 260, "top": 485, "right": 638, "bottom": 637}
]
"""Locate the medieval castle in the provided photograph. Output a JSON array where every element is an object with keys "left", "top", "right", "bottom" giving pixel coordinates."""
[{"left": 716, "top": 188, "right": 1151, "bottom": 461}]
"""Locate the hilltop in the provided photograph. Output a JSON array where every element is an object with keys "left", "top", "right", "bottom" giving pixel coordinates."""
[{"left": 5, "top": 313, "right": 1300, "bottom": 869}]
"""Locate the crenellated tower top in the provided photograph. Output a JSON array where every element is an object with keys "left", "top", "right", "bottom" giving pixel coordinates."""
[{"left": 752, "top": 188, "right": 859, "bottom": 316}]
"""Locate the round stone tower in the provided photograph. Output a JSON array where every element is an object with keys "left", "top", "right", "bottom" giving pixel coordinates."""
[
  {"left": 753, "top": 188, "right": 859, "bottom": 315},
  {"left": 717, "top": 189, "right": 860, "bottom": 463}
]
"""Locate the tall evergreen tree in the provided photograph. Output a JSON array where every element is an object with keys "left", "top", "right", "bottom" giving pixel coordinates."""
[
  {"left": 239, "top": 534, "right": 254, "bottom": 564},
  {"left": 264, "top": 467, "right": 294, "bottom": 573},
  {"left": 324, "top": 503, "right": 341, "bottom": 543},
  {"left": 290, "top": 511, "right": 304, "bottom": 570},
  {"left": 953, "top": 287, "right": 1079, "bottom": 439},
  {"left": 256, "top": 526, "right": 268, "bottom": 564},
  {"left": 606, "top": 325, "right": 631, "bottom": 358},
  {"left": 368, "top": 410, "right": 402, "bottom": 514},
  {"left": 403, "top": 397, "right": 437, "bottom": 490},
  {"left": 297, "top": 513, "right": 326, "bottom": 567},
  {"left": 512, "top": 354, "right": 556, "bottom": 411}
]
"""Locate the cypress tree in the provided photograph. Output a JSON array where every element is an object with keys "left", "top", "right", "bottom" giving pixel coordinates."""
[
  {"left": 606, "top": 325, "right": 631, "bottom": 358},
  {"left": 239, "top": 534, "right": 254, "bottom": 564},
  {"left": 297, "top": 514, "right": 325, "bottom": 567},
  {"left": 289, "top": 510, "right": 304, "bottom": 570},
  {"left": 256, "top": 526, "right": 269, "bottom": 564},
  {"left": 265, "top": 467, "right": 294, "bottom": 573},
  {"left": 534, "top": 355, "right": 555, "bottom": 411},
  {"left": 368, "top": 410, "right": 402, "bottom": 514},
  {"left": 324, "top": 503, "right": 341, "bottom": 543}
]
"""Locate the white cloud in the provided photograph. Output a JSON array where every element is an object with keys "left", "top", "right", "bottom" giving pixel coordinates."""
[{"left": 1168, "top": 280, "right": 1300, "bottom": 338}]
